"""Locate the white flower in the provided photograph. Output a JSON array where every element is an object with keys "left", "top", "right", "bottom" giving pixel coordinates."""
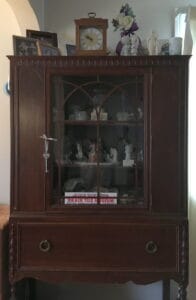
[
  {"left": 118, "top": 14, "right": 134, "bottom": 30},
  {"left": 112, "top": 3, "right": 138, "bottom": 35}
]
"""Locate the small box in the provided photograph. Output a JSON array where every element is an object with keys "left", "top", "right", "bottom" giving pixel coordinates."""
[{"left": 123, "top": 159, "right": 134, "bottom": 167}]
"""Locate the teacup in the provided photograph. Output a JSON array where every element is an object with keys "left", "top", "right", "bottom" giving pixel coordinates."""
[
  {"left": 100, "top": 112, "right": 108, "bottom": 120},
  {"left": 116, "top": 112, "right": 129, "bottom": 121},
  {"left": 75, "top": 111, "right": 88, "bottom": 120}
]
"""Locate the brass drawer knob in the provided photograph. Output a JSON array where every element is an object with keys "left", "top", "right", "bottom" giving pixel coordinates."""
[
  {"left": 39, "top": 240, "right": 51, "bottom": 252},
  {"left": 145, "top": 240, "right": 158, "bottom": 254}
]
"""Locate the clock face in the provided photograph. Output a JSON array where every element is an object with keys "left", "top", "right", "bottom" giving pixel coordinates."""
[{"left": 80, "top": 27, "right": 103, "bottom": 51}]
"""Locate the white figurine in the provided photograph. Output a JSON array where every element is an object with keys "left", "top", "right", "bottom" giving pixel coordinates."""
[
  {"left": 123, "top": 143, "right": 134, "bottom": 167},
  {"left": 88, "top": 143, "right": 97, "bottom": 162},
  {"left": 147, "top": 31, "right": 159, "bottom": 55},
  {"left": 137, "top": 107, "right": 143, "bottom": 119},
  {"left": 107, "top": 147, "right": 118, "bottom": 163},
  {"left": 76, "top": 143, "right": 83, "bottom": 161},
  {"left": 125, "top": 144, "right": 132, "bottom": 161}
]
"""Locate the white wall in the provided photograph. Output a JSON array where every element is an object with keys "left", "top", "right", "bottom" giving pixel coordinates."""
[
  {"left": 6, "top": 0, "right": 39, "bottom": 35},
  {"left": 44, "top": 0, "right": 196, "bottom": 54},
  {"left": 0, "top": 1, "right": 19, "bottom": 205},
  {"left": 0, "top": 0, "right": 39, "bottom": 204},
  {"left": 28, "top": 0, "right": 45, "bottom": 29}
]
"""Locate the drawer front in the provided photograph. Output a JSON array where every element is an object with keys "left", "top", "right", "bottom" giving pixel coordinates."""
[{"left": 17, "top": 222, "right": 179, "bottom": 272}]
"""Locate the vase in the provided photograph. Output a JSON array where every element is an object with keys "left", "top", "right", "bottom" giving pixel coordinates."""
[
  {"left": 147, "top": 31, "right": 159, "bottom": 55},
  {"left": 116, "top": 34, "right": 140, "bottom": 56},
  {"left": 129, "top": 34, "right": 140, "bottom": 55},
  {"left": 169, "top": 37, "right": 182, "bottom": 55}
]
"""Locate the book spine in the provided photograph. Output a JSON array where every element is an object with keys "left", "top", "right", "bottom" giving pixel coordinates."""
[
  {"left": 64, "top": 192, "right": 117, "bottom": 197},
  {"left": 100, "top": 198, "right": 117, "bottom": 204},
  {"left": 64, "top": 192, "right": 97, "bottom": 197},
  {"left": 64, "top": 197, "right": 117, "bottom": 205},
  {"left": 64, "top": 197, "right": 97, "bottom": 204}
]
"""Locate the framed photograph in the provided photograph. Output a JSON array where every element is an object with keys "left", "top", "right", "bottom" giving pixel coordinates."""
[
  {"left": 13, "top": 35, "right": 38, "bottom": 56},
  {"left": 37, "top": 40, "right": 61, "bottom": 56},
  {"left": 26, "top": 29, "right": 58, "bottom": 47},
  {"left": 65, "top": 44, "right": 76, "bottom": 56}
]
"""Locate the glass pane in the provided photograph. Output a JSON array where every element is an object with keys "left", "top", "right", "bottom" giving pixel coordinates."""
[{"left": 50, "top": 74, "right": 145, "bottom": 207}]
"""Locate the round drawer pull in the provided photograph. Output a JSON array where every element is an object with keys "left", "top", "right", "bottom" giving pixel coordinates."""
[
  {"left": 145, "top": 241, "right": 158, "bottom": 254},
  {"left": 39, "top": 240, "right": 51, "bottom": 252}
]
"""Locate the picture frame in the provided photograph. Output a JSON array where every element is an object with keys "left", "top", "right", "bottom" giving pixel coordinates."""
[
  {"left": 26, "top": 29, "right": 58, "bottom": 47},
  {"left": 37, "top": 40, "right": 61, "bottom": 56},
  {"left": 65, "top": 44, "right": 76, "bottom": 56},
  {"left": 13, "top": 35, "right": 38, "bottom": 56}
]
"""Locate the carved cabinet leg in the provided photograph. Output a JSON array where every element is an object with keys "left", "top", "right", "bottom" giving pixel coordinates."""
[
  {"left": 177, "top": 283, "right": 187, "bottom": 300},
  {"left": 177, "top": 223, "right": 188, "bottom": 300},
  {"left": 10, "top": 283, "right": 16, "bottom": 300}
]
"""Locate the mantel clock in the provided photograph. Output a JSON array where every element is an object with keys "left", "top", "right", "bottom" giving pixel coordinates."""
[{"left": 75, "top": 13, "right": 108, "bottom": 55}]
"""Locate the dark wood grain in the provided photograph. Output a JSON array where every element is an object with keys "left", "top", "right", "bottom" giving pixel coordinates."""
[{"left": 9, "top": 56, "right": 189, "bottom": 299}]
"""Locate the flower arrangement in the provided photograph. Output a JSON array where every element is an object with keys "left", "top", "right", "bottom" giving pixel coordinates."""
[{"left": 112, "top": 3, "right": 139, "bottom": 37}]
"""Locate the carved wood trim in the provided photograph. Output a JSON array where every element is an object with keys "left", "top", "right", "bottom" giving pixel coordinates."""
[
  {"left": 8, "top": 55, "right": 190, "bottom": 69},
  {"left": 9, "top": 222, "right": 16, "bottom": 284},
  {"left": 177, "top": 222, "right": 188, "bottom": 299}
]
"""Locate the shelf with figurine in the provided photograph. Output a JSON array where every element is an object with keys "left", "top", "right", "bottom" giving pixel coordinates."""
[
  {"left": 55, "top": 160, "right": 143, "bottom": 168},
  {"left": 60, "top": 107, "right": 144, "bottom": 124},
  {"left": 55, "top": 138, "right": 143, "bottom": 167},
  {"left": 62, "top": 119, "right": 143, "bottom": 126}
]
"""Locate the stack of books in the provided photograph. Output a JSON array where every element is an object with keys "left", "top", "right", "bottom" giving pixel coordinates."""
[{"left": 64, "top": 192, "right": 117, "bottom": 205}]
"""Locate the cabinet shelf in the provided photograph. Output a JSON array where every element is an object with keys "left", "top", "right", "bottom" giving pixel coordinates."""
[
  {"left": 60, "top": 120, "right": 144, "bottom": 126},
  {"left": 55, "top": 161, "right": 143, "bottom": 168}
]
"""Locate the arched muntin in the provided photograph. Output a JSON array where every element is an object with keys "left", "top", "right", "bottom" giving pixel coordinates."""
[{"left": 52, "top": 75, "right": 144, "bottom": 122}]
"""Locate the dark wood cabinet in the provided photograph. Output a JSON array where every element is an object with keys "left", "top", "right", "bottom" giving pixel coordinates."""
[{"left": 9, "top": 56, "right": 189, "bottom": 299}]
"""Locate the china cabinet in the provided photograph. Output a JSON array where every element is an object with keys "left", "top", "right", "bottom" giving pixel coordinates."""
[{"left": 9, "top": 56, "right": 189, "bottom": 300}]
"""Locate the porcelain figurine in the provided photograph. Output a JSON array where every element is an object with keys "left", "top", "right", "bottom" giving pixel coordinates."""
[
  {"left": 147, "top": 31, "right": 159, "bottom": 55},
  {"left": 88, "top": 143, "right": 97, "bottom": 162},
  {"left": 76, "top": 143, "right": 83, "bottom": 161},
  {"left": 107, "top": 147, "right": 118, "bottom": 163},
  {"left": 125, "top": 144, "right": 132, "bottom": 160}
]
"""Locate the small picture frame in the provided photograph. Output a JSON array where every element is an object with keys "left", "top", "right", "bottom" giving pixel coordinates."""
[
  {"left": 37, "top": 40, "right": 61, "bottom": 56},
  {"left": 65, "top": 44, "right": 76, "bottom": 56},
  {"left": 26, "top": 29, "right": 58, "bottom": 47},
  {"left": 13, "top": 35, "right": 38, "bottom": 56}
]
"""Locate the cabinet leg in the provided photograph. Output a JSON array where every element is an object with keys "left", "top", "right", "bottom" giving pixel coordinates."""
[
  {"left": 10, "top": 283, "right": 16, "bottom": 300},
  {"left": 177, "top": 283, "right": 187, "bottom": 300}
]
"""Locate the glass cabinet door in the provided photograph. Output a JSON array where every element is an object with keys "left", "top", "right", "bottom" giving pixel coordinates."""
[{"left": 50, "top": 73, "right": 146, "bottom": 207}]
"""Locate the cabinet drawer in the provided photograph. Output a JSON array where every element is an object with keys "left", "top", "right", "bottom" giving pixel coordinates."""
[{"left": 17, "top": 222, "right": 179, "bottom": 272}]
